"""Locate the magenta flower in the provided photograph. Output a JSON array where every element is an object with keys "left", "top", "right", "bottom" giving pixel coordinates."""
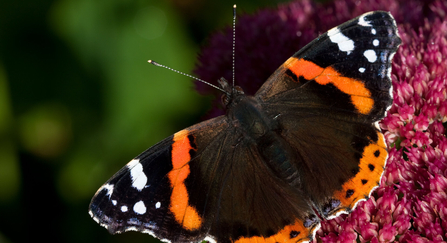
[{"left": 194, "top": 0, "right": 447, "bottom": 242}]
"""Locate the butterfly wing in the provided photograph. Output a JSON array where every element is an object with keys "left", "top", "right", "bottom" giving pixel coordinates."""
[
  {"left": 255, "top": 11, "right": 401, "bottom": 218},
  {"left": 89, "top": 116, "right": 229, "bottom": 242}
]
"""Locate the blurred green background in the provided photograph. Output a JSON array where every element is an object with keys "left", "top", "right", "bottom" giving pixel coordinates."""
[{"left": 0, "top": 0, "right": 290, "bottom": 242}]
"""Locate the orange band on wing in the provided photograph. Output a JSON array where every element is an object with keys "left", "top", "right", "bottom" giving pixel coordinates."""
[
  {"left": 234, "top": 219, "right": 313, "bottom": 243},
  {"left": 333, "top": 132, "right": 387, "bottom": 208},
  {"left": 285, "top": 57, "right": 373, "bottom": 115},
  {"left": 168, "top": 130, "right": 202, "bottom": 231},
  {"left": 285, "top": 57, "right": 324, "bottom": 80}
]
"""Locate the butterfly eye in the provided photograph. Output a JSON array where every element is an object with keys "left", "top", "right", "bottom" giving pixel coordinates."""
[
  {"left": 234, "top": 86, "right": 244, "bottom": 94},
  {"left": 221, "top": 93, "right": 230, "bottom": 106}
]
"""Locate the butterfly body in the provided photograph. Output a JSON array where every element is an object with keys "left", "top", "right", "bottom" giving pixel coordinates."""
[{"left": 89, "top": 11, "right": 401, "bottom": 243}]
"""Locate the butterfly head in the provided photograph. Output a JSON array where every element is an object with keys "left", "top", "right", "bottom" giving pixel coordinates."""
[{"left": 218, "top": 77, "right": 244, "bottom": 108}]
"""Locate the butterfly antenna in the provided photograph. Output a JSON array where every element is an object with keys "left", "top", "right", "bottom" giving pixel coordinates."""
[
  {"left": 148, "top": 60, "right": 229, "bottom": 95},
  {"left": 231, "top": 4, "right": 237, "bottom": 92}
]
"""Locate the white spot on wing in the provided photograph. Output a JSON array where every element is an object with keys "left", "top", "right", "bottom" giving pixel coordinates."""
[
  {"left": 112, "top": 200, "right": 117, "bottom": 206},
  {"left": 127, "top": 159, "right": 147, "bottom": 191},
  {"left": 386, "top": 51, "right": 396, "bottom": 81},
  {"left": 155, "top": 201, "right": 161, "bottom": 209},
  {"left": 359, "top": 67, "right": 366, "bottom": 73},
  {"left": 364, "top": 50, "right": 377, "bottom": 63},
  {"left": 134, "top": 201, "right": 147, "bottom": 215},
  {"left": 102, "top": 184, "right": 114, "bottom": 199},
  {"left": 328, "top": 27, "right": 355, "bottom": 54},
  {"left": 90, "top": 211, "right": 99, "bottom": 223},
  {"left": 121, "top": 205, "right": 128, "bottom": 212},
  {"left": 358, "top": 14, "right": 372, "bottom": 27},
  {"left": 371, "top": 28, "right": 376, "bottom": 35},
  {"left": 374, "top": 121, "right": 381, "bottom": 130},
  {"left": 373, "top": 39, "right": 379, "bottom": 46},
  {"left": 389, "top": 51, "right": 396, "bottom": 62},
  {"left": 387, "top": 66, "right": 392, "bottom": 80},
  {"left": 204, "top": 236, "right": 217, "bottom": 243}
]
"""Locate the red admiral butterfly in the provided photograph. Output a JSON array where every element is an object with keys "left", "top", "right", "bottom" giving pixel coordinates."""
[{"left": 89, "top": 8, "right": 401, "bottom": 243}]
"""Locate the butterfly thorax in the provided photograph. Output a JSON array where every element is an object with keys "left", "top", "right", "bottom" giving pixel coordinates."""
[
  {"left": 224, "top": 87, "right": 301, "bottom": 185},
  {"left": 217, "top": 76, "right": 269, "bottom": 139},
  {"left": 227, "top": 94, "right": 269, "bottom": 138}
]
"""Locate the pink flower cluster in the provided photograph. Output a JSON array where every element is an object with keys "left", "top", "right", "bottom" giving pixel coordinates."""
[
  {"left": 372, "top": 7, "right": 447, "bottom": 243},
  {"left": 193, "top": 0, "right": 447, "bottom": 242}
]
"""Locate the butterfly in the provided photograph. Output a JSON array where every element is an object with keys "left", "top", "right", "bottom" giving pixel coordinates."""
[{"left": 89, "top": 9, "right": 401, "bottom": 243}]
